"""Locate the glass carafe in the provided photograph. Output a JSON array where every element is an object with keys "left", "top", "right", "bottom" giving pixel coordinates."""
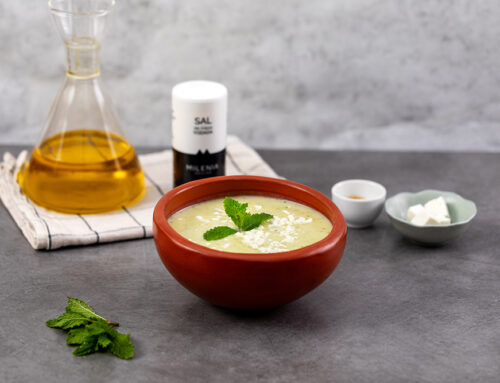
[{"left": 18, "top": 0, "right": 144, "bottom": 214}]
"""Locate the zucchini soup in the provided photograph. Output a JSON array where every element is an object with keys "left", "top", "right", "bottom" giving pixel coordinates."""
[{"left": 168, "top": 196, "right": 333, "bottom": 253}]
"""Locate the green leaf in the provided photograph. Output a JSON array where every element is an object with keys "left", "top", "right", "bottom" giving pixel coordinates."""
[
  {"left": 224, "top": 197, "right": 248, "bottom": 229},
  {"left": 66, "top": 321, "right": 109, "bottom": 346},
  {"left": 242, "top": 213, "right": 273, "bottom": 231},
  {"left": 86, "top": 322, "right": 109, "bottom": 336},
  {"left": 203, "top": 226, "right": 238, "bottom": 241},
  {"left": 97, "top": 334, "right": 112, "bottom": 349},
  {"left": 108, "top": 331, "right": 135, "bottom": 360},
  {"left": 47, "top": 297, "right": 134, "bottom": 360},
  {"left": 73, "top": 337, "right": 99, "bottom": 356},
  {"left": 46, "top": 312, "right": 91, "bottom": 330},
  {"left": 66, "top": 297, "right": 106, "bottom": 322},
  {"left": 66, "top": 327, "right": 90, "bottom": 345}
]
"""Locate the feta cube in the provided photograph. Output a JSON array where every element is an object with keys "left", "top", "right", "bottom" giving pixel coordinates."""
[
  {"left": 407, "top": 204, "right": 425, "bottom": 221},
  {"left": 411, "top": 210, "right": 431, "bottom": 226},
  {"left": 407, "top": 196, "right": 451, "bottom": 226},
  {"left": 427, "top": 214, "right": 451, "bottom": 225},
  {"left": 424, "top": 196, "right": 450, "bottom": 220}
]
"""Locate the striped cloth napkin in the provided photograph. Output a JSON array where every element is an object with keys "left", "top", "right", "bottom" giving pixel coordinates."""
[{"left": 0, "top": 136, "right": 278, "bottom": 250}]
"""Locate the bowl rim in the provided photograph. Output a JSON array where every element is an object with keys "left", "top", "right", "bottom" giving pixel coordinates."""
[
  {"left": 331, "top": 179, "right": 387, "bottom": 203},
  {"left": 153, "top": 175, "right": 347, "bottom": 262},
  {"left": 385, "top": 189, "right": 477, "bottom": 228}
]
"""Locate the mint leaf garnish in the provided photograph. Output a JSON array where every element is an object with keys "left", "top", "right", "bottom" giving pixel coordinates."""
[
  {"left": 46, "top": 297, "right": 134, "bottom": 359},
  {"left": 203, "top": 197, "right": 273, "bottom": 241},
  {"left": 66, "top": 327, "right": 91, "bottom": 345},
  {"left": 65, "top": 297, "right": 106, "bottom": 321},
  {"left": 242, "top": 213, "right": 273, "bottom": 231},
  {"left": 108, "top": 331, "right": 135, "bottom": 360},
  {"left": 73, "top": 338, "right": 99, "bottom": 356},
  {"left": 97, "top": 334, "right": 112, "bottom": 349},
  {"left": 203, "top": 226, "right": 238, "bottom": 241},
  {"left": 224, "top": 197, "right": 249, "bottom": 228},
  {"left": 46, "top": 312, "right": 93, "bottom": 330}
]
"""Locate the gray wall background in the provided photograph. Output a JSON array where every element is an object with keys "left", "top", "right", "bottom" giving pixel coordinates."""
[{"left": 1, "top": 0, "right": 499, "bottom": 150}]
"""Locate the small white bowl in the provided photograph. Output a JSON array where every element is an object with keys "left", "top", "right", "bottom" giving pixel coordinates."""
[{"left": 331, "top": 179, "right": 387, "bottom": 228}]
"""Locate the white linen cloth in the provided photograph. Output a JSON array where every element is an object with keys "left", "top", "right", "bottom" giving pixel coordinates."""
[{"left": 0, "top": 136, "right": 278, "bottom": 250}]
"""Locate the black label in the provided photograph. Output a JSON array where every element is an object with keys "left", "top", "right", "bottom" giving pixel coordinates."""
[{"left": 173, "top": 148, "right": 225, "bottom": 187}]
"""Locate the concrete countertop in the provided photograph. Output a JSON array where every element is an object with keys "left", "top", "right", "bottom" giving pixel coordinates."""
[{"left": 1, "top": 147, "right": 499, "bottom": 383}]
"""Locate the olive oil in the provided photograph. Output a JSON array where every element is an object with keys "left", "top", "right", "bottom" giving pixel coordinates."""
[
  {"left": 18, "top": 130, "right": 144, "bottom": 214},
  {"left": 348, "top": 195, "right": 365, "bottom": 200}
]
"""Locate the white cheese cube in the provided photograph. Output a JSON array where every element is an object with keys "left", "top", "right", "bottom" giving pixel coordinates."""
[
  {"left": 407, "top": 204, "right": 426, "bottom": 221},
  {"left": 424, "top": 196, "right": 450, "bottom": 220},
  {"left": 427, "top": 214, "right": 451, "bottom": 225},
  {"left": 406, "top": 196, "right": 451, "bottom": 226},
  {"left": 410, "top": 209, "right": 431, "bottom": 226}
]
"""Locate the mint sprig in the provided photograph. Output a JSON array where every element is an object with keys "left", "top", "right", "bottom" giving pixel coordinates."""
[
  {"left": 46, "top": 297, "right": 134, "bottom": 359},
  {"left": 203, "top": 197, "right": 273, "bottom": 241},
  {"left": 203, "top": 226, "right": 237, "bottom": 241}
]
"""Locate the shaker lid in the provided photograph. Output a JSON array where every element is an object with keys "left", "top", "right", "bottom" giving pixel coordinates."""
[{"left": 172, "top": 81, "right": 227, "bottom": 103}]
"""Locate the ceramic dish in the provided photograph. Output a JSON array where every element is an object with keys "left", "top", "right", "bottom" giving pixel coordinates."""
[
  {"left": 153, "top": 175, "right": 347, "bottom": 310},
  {"left": 385, "top": 190, "right": 477, "bottom": 245},
  {"left": 331, "top": 179, "right": 386, "bottom": 228}
]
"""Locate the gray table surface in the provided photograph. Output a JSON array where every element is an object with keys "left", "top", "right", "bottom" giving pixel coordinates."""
[{"left": 1, "top": 147, "right": 499, "bottom": 383}]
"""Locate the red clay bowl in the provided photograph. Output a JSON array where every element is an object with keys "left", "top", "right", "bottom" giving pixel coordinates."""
[{"left": 153, "top": 175, "right": 347, "bottom": 310}]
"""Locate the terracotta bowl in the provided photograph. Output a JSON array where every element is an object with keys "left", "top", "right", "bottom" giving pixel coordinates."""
[{"left": 153, "top": 175, "right": 347, "bottom": 310}]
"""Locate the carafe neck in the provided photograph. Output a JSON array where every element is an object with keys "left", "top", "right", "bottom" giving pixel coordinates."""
[{"left": 65, "top": 38, "right": 101, "bottom": 79}]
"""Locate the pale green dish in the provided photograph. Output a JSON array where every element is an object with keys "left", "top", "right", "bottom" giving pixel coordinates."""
[{"left": 385, "top": 190, "right": 477, "bottom": 245}]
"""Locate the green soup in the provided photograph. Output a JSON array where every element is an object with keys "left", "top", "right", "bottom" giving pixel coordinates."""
[{"left": 168, "top": 196, "right": 333, "bottom": 253}]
